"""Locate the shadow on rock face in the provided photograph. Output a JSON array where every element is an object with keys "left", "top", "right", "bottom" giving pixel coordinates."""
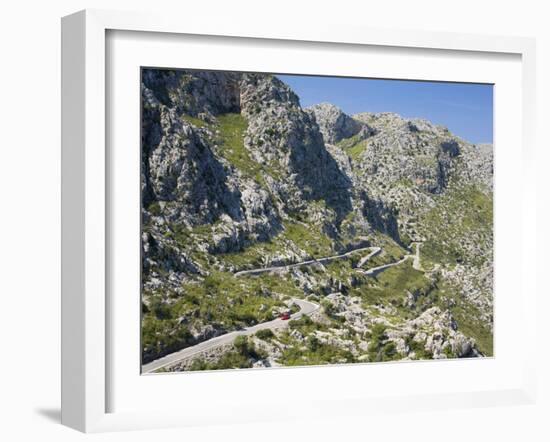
[{"left": 284, "top": 103, "right": 354, "bottom": 224}]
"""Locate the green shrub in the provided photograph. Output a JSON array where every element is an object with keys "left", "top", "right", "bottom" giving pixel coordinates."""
[
  {"left": 289, "top": 315, "right": 313, "bottom": 329},
  {"left": 233, "top": 336, "right": 266, "bottom": 360},
  {"left": 366, "top": 324, "right": 400, "bottom": 362},
  {"left": 255, "top": 329, "right": 275, "bottom": 340},
  {"left": 187, "top": 336, "right": 269, "bottom": 371},
  {"left": 289, "top": 303, "right": 300, "bottom": 314},
  {"left": 443, "top": 345, "right": 454, "bottom": 358},
  {"left": 148, "top": 202, "right": 162, "bottom": 216},
  {"left": 141, "top": 315, "right": 194, "bottom": 364},
  {"left": 382, "top": 342, "right": 397, "bottom": 360},
  {"left": 321, "top": 300, "right": 336, "bottom": 317},
  {"left": 279, "top": 341, "right": 355, "bottom": 366},
  {"left": 233, "top": 335, "right": 249, "bottom": 354},
  {"left": 148, "top": 297, "right": 173, "bottom": 320},
  {"left": 405, "top": 335, "right": 432, "bottom": 360},
  {"left": 189, "top": 358, "right": 209, "bottom": 371},
  {"left": 209, "top": 351, "right": 252, "bottom": 370},
  {"left": 306, "top": 335, "right": 320, "bottom": 352}
]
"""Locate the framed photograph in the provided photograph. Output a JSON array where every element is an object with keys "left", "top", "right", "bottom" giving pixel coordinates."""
[{"left": 61, "top": 9, "right": 537, "bottom": 432}]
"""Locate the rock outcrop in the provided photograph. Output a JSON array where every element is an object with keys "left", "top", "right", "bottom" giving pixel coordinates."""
[{"left": 307, "top": 102, "right": 362, "bottom": 144}]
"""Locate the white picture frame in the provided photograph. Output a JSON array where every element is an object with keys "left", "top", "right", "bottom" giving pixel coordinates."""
[{"left": 61, "top": 9, "right": 537, "bottom": 433}]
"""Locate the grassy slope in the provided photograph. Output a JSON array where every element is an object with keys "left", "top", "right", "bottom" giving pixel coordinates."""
[
  {"left": 272, "top": 316, "right": 356, "bottom": 366},
  {"left": 355, "top": 261, "right": 433, "bottom": 315},
  {"left": 336, "top": 133, "right": 369, "bottom": 160},
  {"left": 216, "top": 113, "right": 262, "bottom": 182},
  {"left": 186, "top": 336, "right": 267, "bottom": 371},
  {"left": 420, "top": 185, "right": 492, "bottom": 267},
  {"left": 219, "top": 220, "right": 334, "bottom": 269},
  {"left": 417, "top": 184, "right": 493, "bottom": 355},
  {"left": 215, "top": 113, "right": 284, "bottom": 187},
  {"left": 142, "top": 269, "right": 302, "bottom": 363},
  {"left": 181, "top": 114, "right": 208, "bottom": 128}
]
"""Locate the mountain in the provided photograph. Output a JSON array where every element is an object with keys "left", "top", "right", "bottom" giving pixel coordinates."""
[{"left": 140, "top": 69, "right": 493, "bottom": 370}]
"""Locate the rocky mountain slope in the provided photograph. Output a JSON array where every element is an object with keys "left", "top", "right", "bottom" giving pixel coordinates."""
[{"left": 140, "top": 69, "right": 493, "bottom": 369}]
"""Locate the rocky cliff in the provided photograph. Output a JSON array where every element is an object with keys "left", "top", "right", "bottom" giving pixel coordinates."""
[{"left": 141, "top": 69, "right": 493, "bottom": 369}]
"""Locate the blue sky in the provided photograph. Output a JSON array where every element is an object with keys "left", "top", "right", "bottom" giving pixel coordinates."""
[{"left": 277, "top": 75, "right": 493, "bottom": 144}]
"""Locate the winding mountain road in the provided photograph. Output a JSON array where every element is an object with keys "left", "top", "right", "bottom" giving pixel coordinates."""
[
  {"left": 234, "top": 246, "right": 381, "bottom": 277},
  {"left": 357, "top": 242, "right": 422, "bottom": 276},
  {"left": 234, "top": 243, "right": 421, "bottom": 279},
  {"left": 142, "top": 298, "right": 320, "bottom": 374},
  {"left": 357, "top": 255, "right": 410, "bottom": 276},
  {"left": 411, "top": 242, "right": 422, "bottom": 270},
  {"left": 142, "top": 242, "right": 422, "bottom": 373},
  {"left": 357, "top": 246, "right": 382, "bottom": 267}
]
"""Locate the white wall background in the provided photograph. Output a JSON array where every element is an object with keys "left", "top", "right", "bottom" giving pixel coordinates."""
[{"left": 0, "top": 1, "right": 547, "bottom": 440}]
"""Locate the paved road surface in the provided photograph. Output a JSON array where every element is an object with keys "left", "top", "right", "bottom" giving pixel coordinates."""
[
  {"left": 358, "top": 255, "right": 410, "bottom": 276},
  {"left": 411, "top": 242, "right": 422, "bottom": 270},
  {"left": 357, "top": 247, "right": 381, "bottom": 267},
  {"left": 142, "top": 298, "right": 319, "bottom": 374},
  {"left": 357, "top": 242, "right": 422, "bottom": 276},
  {"left": 234, "top": 246, "right": 379, "bottom": 277}
]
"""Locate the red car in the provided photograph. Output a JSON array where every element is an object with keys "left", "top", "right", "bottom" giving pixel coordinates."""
[{"left": 279, "top": 311, "right": 291, "bottom": 320}]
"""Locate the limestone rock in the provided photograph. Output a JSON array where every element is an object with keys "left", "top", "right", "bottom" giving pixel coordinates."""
[{"left": 306, "top": 102, "right": 362, "bottom": 144}]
